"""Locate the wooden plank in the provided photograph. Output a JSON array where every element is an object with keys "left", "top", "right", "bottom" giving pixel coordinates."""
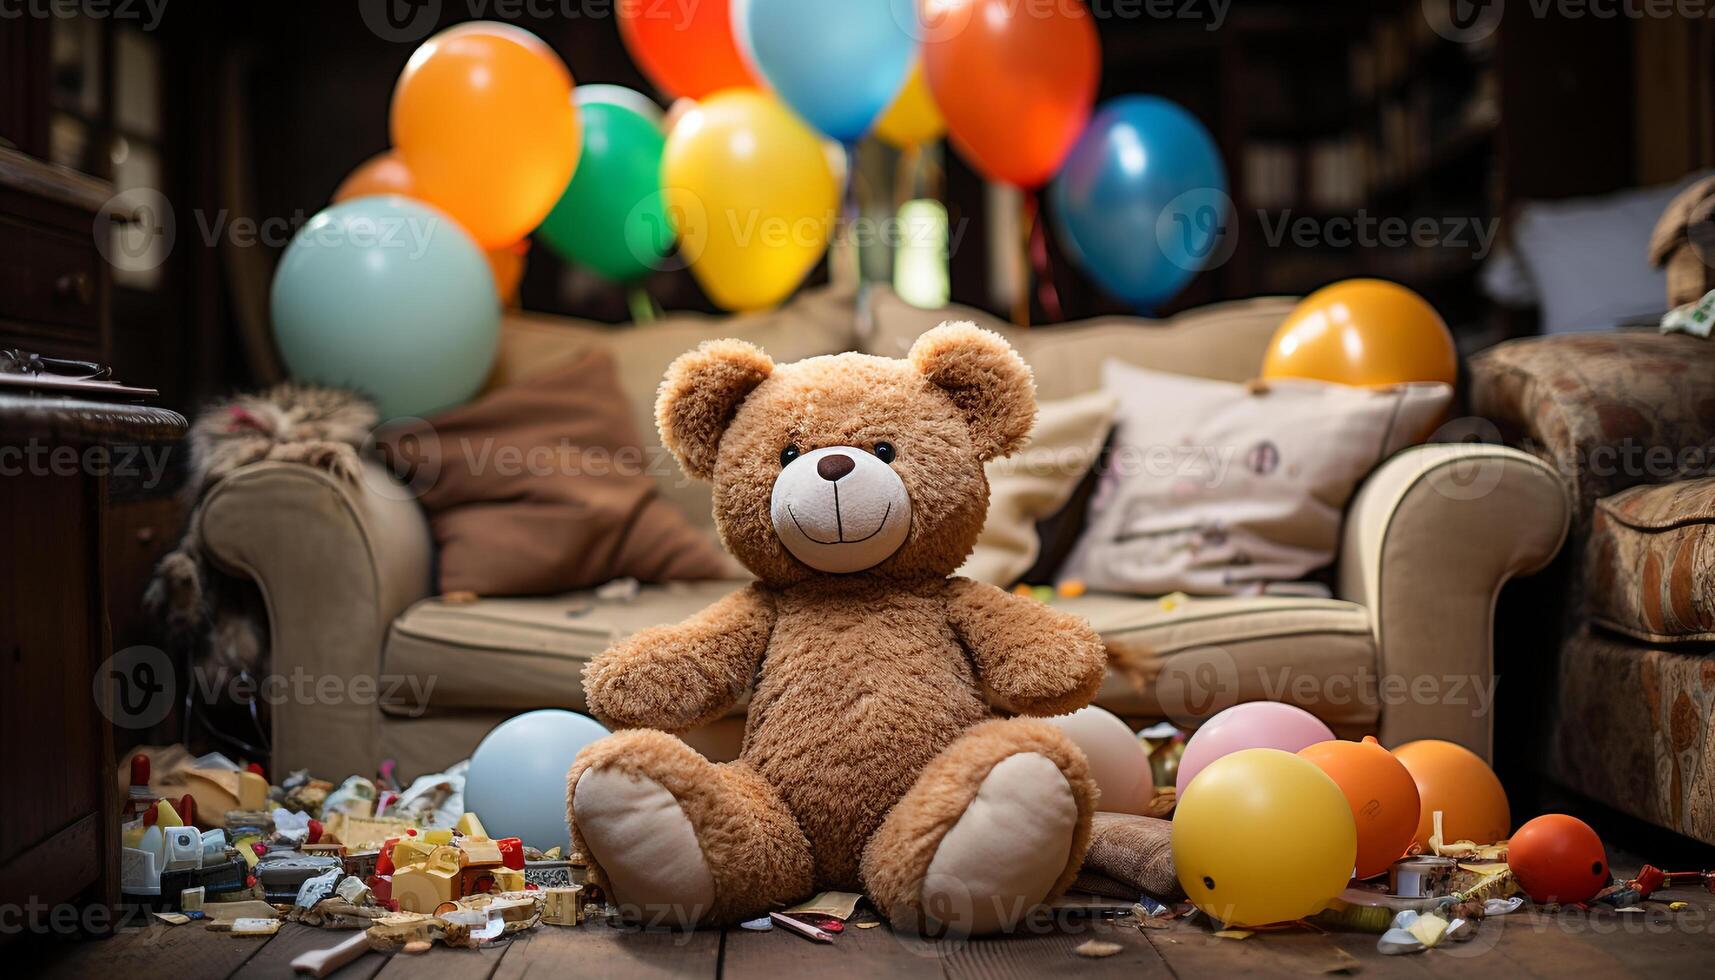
[
  {"left": 1140, "top": 914, "right": 1412, "bottom": 978},
  {"left": 229, "top": 924, "right": 386, "bottom": 980},
  {"left": 29, "top": 923, "right": 269, "bottom": 980},
  {"left": 493, "top": 920, "right": 721, "bottom": 980},
  {"left": 721, "top": 920, "right": 942, "bottom": 980},
  {"left": 371, "top": 940, "right": 507, "bottom": 980},
  {"left": 940, "top": 916, "right": 1173, "bottom": 979}
]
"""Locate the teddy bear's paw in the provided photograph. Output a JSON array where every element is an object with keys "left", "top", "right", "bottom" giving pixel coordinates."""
[
  {"left": 572, "top": 766, "right": 716, "bottom": 929},
  {"left": 917, "top": 752, "right": 1081, "bottom": 936}
]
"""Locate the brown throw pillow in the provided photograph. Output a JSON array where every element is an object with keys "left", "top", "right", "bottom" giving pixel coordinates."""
[{"left": 374, "top": 348, "right": 731, "bottom": 596}]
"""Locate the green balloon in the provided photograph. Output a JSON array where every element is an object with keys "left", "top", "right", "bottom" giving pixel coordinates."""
[{"left": 538, "top": 97, "right": 672, "bottom": 281}]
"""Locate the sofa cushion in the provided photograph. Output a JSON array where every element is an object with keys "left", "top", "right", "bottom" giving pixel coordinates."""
[
  {"left": 1061, "top": 360, "right": 1451, "bottom": 596},
  {"left": 864, "top": 287, "right": 1297, "bottom": 395},
  {"left": 380, "top": 581, "right": 1377, "bottom": 734},
  {"left": 483, "top": 285, "right": 857, "bottom": 539},
  {"left": 959, "top": 391, "right": 1115, "bottom": 587},
  {"left": 1587, "top": 478, "right": 1715, "bottom": 643},
  {"left": 375, "top": 350, "right": 733, "bottom": 596}
]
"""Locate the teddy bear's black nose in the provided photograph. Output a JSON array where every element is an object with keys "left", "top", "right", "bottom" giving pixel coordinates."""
[{"left": 817, "top": 453, "right": 856, "bottom": 482}]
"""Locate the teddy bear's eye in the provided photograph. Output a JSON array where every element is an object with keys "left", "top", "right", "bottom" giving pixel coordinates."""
[
  {"left": 779, "top": 444, "right": 801, "bottom": 467},
  {"left": 873, "top": 441, "right": 896, "bottom": 464}
]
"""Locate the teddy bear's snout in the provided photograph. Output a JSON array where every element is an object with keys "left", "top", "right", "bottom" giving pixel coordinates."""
[{"left": 769, "top": 445, "right": 913, "bottom": 574}]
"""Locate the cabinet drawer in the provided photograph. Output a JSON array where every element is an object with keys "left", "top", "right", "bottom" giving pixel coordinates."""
[{"left": 0, "top": 213, "right": 103, "bottom": 340}]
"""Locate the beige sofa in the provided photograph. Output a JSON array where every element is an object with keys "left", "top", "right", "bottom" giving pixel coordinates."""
[{"left": 196, "top": 287, "right": 1571, "bottom": 780}]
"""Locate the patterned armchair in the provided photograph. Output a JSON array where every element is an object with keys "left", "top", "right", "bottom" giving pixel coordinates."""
[{"left": 1472, "top": 331, "right": 1715, "bottom": 843}]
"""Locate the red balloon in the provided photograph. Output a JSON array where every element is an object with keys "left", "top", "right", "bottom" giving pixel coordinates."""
[
  {"left": 618, "top": 0, "right": 757, "bottom": 100},
  {"left": 1509, "top": 814, "right": 1609, "bottom": 905},
  {"left": 922, "top": 0, "right": 1100, "bottom": 188}
]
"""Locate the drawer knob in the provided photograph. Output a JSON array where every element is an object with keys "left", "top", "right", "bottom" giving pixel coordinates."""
[{"left": 55, "top": 271, "right": 94, "bottom": 305}]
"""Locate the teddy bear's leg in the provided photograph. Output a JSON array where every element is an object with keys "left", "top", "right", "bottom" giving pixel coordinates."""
[
  {"left": 860, "top": 718, "right": 1096, "bottom": 937},
  {"left": 568, "top": 729, "right": 812, "bottom": 928}
]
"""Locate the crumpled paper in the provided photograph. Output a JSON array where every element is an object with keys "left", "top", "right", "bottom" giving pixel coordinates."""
[
  {"left": 1662, "top": 289, "right": 1715, "bottom": 338},
  {"left": 1378, "top": 910, "right": 1461, "bottom": 955},
  {"left": 391, "top": 761, "right": 467, "bottom": 827}
]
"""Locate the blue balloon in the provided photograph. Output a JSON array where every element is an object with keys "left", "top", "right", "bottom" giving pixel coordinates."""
[
  {"left": 735, "top": 0, "right": 916, "bottom": 143},
  {"left": 270, "top": 196, "right": 499, "bottom": 420},
  {"left": 1049, "top": 96, "right": 1230, "bottom": 311},
  {"left": 464, "top": 710, "right": 610, "bottom": 851}
]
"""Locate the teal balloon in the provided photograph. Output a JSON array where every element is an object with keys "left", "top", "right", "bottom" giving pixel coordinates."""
[
  {"left": 464, "top": 710, "right": 609, "bottom": 851},
  {"left": 537, "top": 91, "right": 671, "bottom": 282},
  {"left": 270, "top": 196, "right": 498, "bottom": 419},
  {"left": 736, "top": 0, "right": 915, "bottom": 143}
]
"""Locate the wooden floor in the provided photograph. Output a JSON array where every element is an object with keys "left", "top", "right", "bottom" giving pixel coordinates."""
[{"left": 19, "top": 870, "right": 1715, "bottom": 979}]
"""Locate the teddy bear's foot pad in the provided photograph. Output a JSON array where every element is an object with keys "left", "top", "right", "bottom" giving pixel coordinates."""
[
  {"left": 920, "top": 752, "right": 1079, "bottom": 936},
  {"left": 572, "top": 766, "right": 716, "bottom": 926}
]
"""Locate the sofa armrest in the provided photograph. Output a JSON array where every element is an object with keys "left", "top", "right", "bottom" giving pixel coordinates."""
[
  {"left": 1337, "top": 444, "right": 1569, "bottom": 761},
  {"left": 1470, "top": 333, "right": 1715, "bottom": 520},
  {"left": 195, "top": 460, "right": 433, "bottom": 778}
]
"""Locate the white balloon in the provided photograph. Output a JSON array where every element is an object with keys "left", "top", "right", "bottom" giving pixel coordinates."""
[{"left": 1045, "top": 705, "right": 1156, "bottom": 815}]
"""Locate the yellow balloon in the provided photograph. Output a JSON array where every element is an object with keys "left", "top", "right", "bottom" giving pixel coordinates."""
[
  {"left": 663, "top": 90, "right": 839, "bottom": 312},
  {"left": 873, "top": 62, "right": 945, "bottom": 149},
  {"left": 1262, "top": 279, "right": 1457, "bottom": 387},
  {"left": 1173, "top": 748, "right": 1357, "bottom": 927}
]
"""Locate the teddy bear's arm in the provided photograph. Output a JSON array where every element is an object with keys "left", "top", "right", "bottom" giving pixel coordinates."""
[
  {"left": 945, "top": 577, "right": 1107, "bottom": 717},
  {"left": 581, "top": 583, "right": 775, "bottom": 732}
]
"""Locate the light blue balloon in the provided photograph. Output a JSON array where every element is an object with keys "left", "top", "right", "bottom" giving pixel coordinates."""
[
  {"left": 1049, "top": 96, "right": 1231, "bottom": 312},
  {"left": 270, "top": 196, "right": 499, "bottom": 420},
  {"left": 735, "top": 0, "right": 916, "bottom": 143},
  {"left": 463, "top": 710, "right": 610, "bottom": 851}
]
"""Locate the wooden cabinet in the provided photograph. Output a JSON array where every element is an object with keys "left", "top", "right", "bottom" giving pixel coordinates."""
[
  {"left": 0, "top": 146, "right": 185, "bottom": 937},
  {"left": 0, "top": 397, "right": 185, "bottom": 935}
]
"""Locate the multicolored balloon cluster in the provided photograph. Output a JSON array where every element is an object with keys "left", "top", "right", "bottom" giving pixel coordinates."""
[{"left": 272, "top": 3, "right": 1247, "bottom": 416}]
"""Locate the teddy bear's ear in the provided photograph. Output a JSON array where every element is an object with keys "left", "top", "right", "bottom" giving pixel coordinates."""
[
  {"left": 656, "top": 338, "right": 775, "bottom": 480},
  {"left": 909, "top": 320, "right": 1036, "bottom": 461}
]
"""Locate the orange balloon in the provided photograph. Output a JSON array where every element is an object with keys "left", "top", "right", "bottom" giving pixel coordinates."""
[
  {"left": 1509, "top": 814, "right": 1609, "bottom": 904},
  {"left": 1262, "top": 279, "right": 1458, "bottom": 387},
  {"left": 618, "top": 0, "right": 756, "bottom": 100},
  {"left": 391, "top": 22, "right": 580, "bottom": 248},
  {"left": 486, "top": 240, "right": 528, "bottom": 307},
  {"left": 333, "top": 151, "right": 416, "bottom": 203},
  {"left": 1299, "top": 737, "right": 1421, "bottom": 879},
  {"left": 921, "top": 0, "right": 1099, "bottom": 188},
  {"left": 1393, "top": 739, "right": 1510, "bottom": 848}
]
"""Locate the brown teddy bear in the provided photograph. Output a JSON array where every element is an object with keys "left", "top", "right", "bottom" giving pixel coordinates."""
[{"left": 566, "top": 322, "right": 1109, "bottom": 935}]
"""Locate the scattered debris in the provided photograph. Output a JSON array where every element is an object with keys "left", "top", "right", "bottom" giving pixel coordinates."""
[
  {"left": 769, "top": 911, "right": 834, "bottom": 943},
  {"left": 785, "top": 891, "right": 863, "bottom": 920},
  {"left": 1074, "top": 939, "right": 1125, "bottom": 957}
]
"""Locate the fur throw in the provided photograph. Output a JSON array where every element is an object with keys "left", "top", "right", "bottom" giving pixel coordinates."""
[{"left": 145, "top": 383, "right": 377, "bottom": 675}]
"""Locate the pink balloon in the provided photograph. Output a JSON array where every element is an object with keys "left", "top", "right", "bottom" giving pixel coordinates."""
[{"left": 1176, "top": 702, "right": 1335, "bottom": 797}]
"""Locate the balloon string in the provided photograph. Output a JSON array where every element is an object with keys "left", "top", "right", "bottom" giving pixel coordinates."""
[
  {"left": 842, "top": 141, "right": 862, "bottom": 290},
  {"left": 627, "top": 285, "right": 659, "bottom": 324},
  {"left": 1028, "top": 189, "right": 1062, "bottom": 323},
  {"left": 895, "top": 143, "right": 920, "bottom": 212},
  {"left": 1013, "top": 192, "right": 1034, "bottom": 328}
]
